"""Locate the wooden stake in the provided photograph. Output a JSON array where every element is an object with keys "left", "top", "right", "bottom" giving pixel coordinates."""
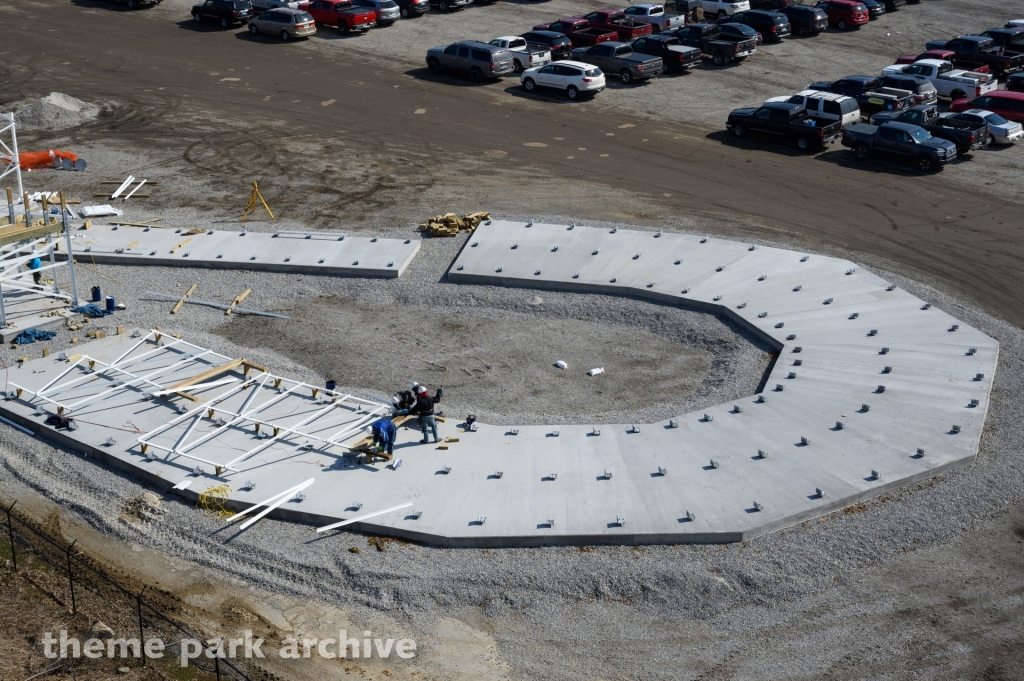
[
  {"left": 171, "top": 283, "right": 198, "bottom": 314},
  {"left": 225, "top": 288, "right": 251, "bottom": 315}
]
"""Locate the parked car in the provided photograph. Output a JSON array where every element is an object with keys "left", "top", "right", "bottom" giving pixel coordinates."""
[
  {"left": 1007, "top": 20, "right": 1024, "bottom": 29},
  {"left": 893, "top": 50, "right": 990, "bottom": 74},
  {"left": 750, "top": 0, "right": 793, "bottom": 9},
  {"left": 108, "top": 0, "right": 160, "bottom": 8},
  {"left": 393, "top": 0, "right": 428, "bottom": 17},
  {"left": 718, "top": 22, "right": 762, "bottom": 46},
  {"left": 192, "top": 0, "right": 252, "bottom": 26},
  {"left": 883, "top": 59, "right": 996, "bottom": 100},
  {"left": 869, "top": 105, "right": 988, "bottom": 153},
  {"left": 251, "top": 0, "right": 300, "bottom": 9},
  {"left": 570, "top": 42, "right": 663, "bottom": 84},
  {"left": 489, "top": 36, "right": 552, "bottom": 73},
  {"left": 533, "top": 19, "right": 619, "bottom": 47},
  {"left": 726, "top": 102, "right": 843, "bottom": 151},
  {"left": 842, "top": 122, "right": 956, "bottom": 172},
  {"left": 426, "top": 41, "right": 515, "bottom": 81},
  {"left": 674, "top": 23, "right": 757, "bottom": 65},
  {"left": 879, "top": 0, "right": 905, "bottom": 9},
  {"left": 719, "top": 10, "right": 790, "bottom": 41},
  {"left": 780, "top": 5, "right": 828, "bottom": 36},
  {"left": 700, "top": 0, "right": 750, "bottom": 20},
  {"left": 978, "top": 28, "right": 1024, "bottom": 58},
  {"left": 808, "top": 76, "right": 915, "bottom": 116},
  {"left": 1007, "top": 72, "right": 1024, "bottom": 92},
  {"left": 949, "top": 91, "right": 1024, "bottom": 124},
  {"left": 879, "top": 73, "right": 937, "bottom": 106},
  {"left": 521, "top": 61, "right": 606, "bottom": 99},
  {"left": 814, "top": 0, "right": 868, "bottom": 31},
  {"left": 942, "top": 110, "right": 1022, "bottom": 145},
  {"left": 427, "top": 0, "right": 469, "bottom": 11},
  {"left": 521, "top": 30, "right": 574, "bottom": 61},
  {"left": 353, "top": 0, "right": 399, "bottom": 24},
  {"left": 297, "top": 0, "right": 376, "bottom": 32},
  {"left": 581, "top": 10, "right": 653, "bottom": 41},
  {"left": 620, "top": 4, "right": 686, "bottom": 34},
  {"left": 923, "top": 36, "right": 1024, "bottom": 79},
  {"left": 247, "top": 7, "right": 315, "bottom": 38},
  {"left": 859, "top": 0, "right": 884, "bottom": 19},
  {"left": 631, "top": 34, "right": 701, "bottom": 72},
  {"left": 765, "top": 90, "right": 861, "bottom": 127}
]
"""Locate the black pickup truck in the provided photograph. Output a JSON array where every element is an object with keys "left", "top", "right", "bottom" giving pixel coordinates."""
[
  {"left": 808, "top": 76, "right": 916, "bottom": 116},
  {"left": 570, "top": 42, "right": 663, "bottom": 84},
  {"left": 674, "top": 24, "right": 757, "bottom": 66},
  {"left": 727, "top": 102, "right": 843, "bottom": 151},
  {"left": 924, "top": 36, "right": 1024, "bottom": 79},
  {"left": 631, "top": 35, "right": 701, "bottom": 73},
  {"left": 978, "top": 28, "right": 1024, "bottom": 58},
  {"left": 842, "top": 121, "right": 957, "bottom": 172},
  {"left": 869, "top": 104, "right": 987, "bottom": 153}
]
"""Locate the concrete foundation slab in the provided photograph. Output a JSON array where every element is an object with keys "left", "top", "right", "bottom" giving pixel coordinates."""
[
  {"left": 0, "top": 287, "right": 81, "bottom": 342},
  {"left": 60, "top": 225, "right": 421, "bottom": 278},
  {"left": 0, "top": 222, "right": 998, "bottom": 546}
]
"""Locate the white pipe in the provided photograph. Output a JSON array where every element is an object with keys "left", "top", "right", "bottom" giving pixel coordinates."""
[
  {"left": 226, "top": 478, "right": 315, "bottom": 525},
  {"left": 239, "top": 479, "right": 316, "bottom": 530},
  {"left": 316, "top": 503, "right": 414, "bottom": 534},
  {"left": 109, "top": 176, "right": 134, "bottom": 199},
  {"left": 0, "top": 414, "right": 33, "bottom": 435}
]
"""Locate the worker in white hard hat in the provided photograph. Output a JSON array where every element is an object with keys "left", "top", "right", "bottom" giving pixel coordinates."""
[
  {"left": 411, "top": 385, "right": 443, "bottom": 444},
  {"left": 366, "top": 419, "right": 397, "bottom": 458}
]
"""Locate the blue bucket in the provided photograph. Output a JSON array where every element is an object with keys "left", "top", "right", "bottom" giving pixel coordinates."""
[
  {"left": 91, "top": 286, "right": 102, "bottom": 302},
  {"left": 105, "top": 296, "right": 115, "bottom": 313}
]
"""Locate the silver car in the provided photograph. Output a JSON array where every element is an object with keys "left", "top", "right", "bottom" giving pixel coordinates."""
[
  {"left": 427, "top": 41, "right": 515, "bottom": 82},
  {"left": 248, "top": 8, "right": 316, "bottom": 39},
  {"left": 355, "top": 0, "right": 400, "bottom": 24}
]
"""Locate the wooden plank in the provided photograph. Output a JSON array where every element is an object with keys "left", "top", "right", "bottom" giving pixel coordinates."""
[
  {"left": 225, "top": 288, "right": 252, "bottom": 316},
  {"left": 169, "top": 237, "right": 191, "bottom": 254},
  {"left": 171, "top": 283, "right": 198, "bottom": 315},
  {"left": 166, "top": 358, "right": 244, "bottom": 391},
  {"left": 0, "top": 222, "right": 64, "bottom": 248}
]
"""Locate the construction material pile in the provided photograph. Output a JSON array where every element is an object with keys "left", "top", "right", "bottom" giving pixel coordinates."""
[
  {"left": 13, "top": 92, "right": 100, "bottom": 131},
  {"left": 419, "top": 211, "right": 490, "bottom": 237}
]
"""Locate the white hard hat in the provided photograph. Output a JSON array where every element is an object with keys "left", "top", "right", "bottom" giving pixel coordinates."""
[
  {"left": 363, "top": 425, "right": 373, "bottom": 434},
  {"left": 392, "top": 396, "right": 400, "bottom": 405},
  {"left": 410, "top": 382, "right": 419, "bottom": 390}
]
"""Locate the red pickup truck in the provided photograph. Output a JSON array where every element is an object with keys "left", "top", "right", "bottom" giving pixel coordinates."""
[
  {"left": 894, "top": 49, "right": 990, "bottom": 73},
  {"left": 533, "top": 18, "right": 618, "bottom": 47},
  {"left": 297, "top": 0, "right": 376, "bottom": 33},
  {"left": 579, "top": 10, "right": 652, "bottom": 41}
]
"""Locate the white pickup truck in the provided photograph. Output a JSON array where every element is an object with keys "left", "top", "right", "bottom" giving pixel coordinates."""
[
  {"left": 622, "top": 4, "right": 687, "bottom": 33},
  {"left": 882, "top": 59, "right": 996, "bottom": 101},
  {"left": 489, "top": 37, "right": 552, "bottom": 73}
]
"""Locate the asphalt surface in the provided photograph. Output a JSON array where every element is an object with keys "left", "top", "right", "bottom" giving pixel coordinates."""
[{"left": 3, "top": 0, "right": 1024, "bottom": 329}]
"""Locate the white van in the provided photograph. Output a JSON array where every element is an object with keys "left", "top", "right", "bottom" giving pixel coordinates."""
[{"left": 765, "top": 90, "right": 861, "bottom": 127}]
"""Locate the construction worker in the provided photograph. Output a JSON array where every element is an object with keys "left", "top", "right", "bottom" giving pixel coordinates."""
[
  {"left": 27, "top": 256, "right": 42, "bottom": 287},
  {"left": 412, "top": 385, "right": 443, "bottom": 444},
  {"left": 366, "top": 418, "right": 397, "bottom": 458},
  {"left": 394, "top": 389, "right": 417, "bottom": 412}
]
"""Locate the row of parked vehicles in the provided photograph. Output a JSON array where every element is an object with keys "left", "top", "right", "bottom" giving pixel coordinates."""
[{"left": 725, "top": 20, "right": 1024, "bottom": 172}]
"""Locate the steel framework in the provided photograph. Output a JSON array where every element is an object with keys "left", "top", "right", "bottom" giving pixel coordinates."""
[{"left": 0, "top": 113, "right": 23, "bottom": 199}]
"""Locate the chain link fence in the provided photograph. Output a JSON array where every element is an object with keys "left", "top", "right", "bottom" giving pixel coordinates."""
[{"left": 2, "top": 500, "right": 279, "bottom": 681}]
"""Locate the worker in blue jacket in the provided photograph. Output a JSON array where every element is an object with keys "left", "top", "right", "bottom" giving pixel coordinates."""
[
  {"left": 367, "top": 418, "right": 398, "bottom": 458},
  {"left": 28, "top": 256, "right": 42, "bottom": 287}
]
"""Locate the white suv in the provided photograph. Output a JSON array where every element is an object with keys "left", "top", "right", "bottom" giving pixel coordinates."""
[
  {"left": 765, "top": 90, "right": 861, "bottom": 127},
  {"left": 521, "top": 61, "right": 606, "bottom": 100},
  {"left": 699, "top": 0, "right": 750, "bottom": 19}
]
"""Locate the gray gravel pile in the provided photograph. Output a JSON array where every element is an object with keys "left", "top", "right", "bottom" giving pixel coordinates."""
[
  {"left": 12, "top": 92, "right": 101, "bottom": 130},
  {"left": 0, "top": 214, "right": 1021, "bottom": 679}
]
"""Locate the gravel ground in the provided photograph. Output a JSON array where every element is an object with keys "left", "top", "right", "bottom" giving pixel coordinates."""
[{"left": 0, "top": 215, "right": 1021, "bottom": 679}]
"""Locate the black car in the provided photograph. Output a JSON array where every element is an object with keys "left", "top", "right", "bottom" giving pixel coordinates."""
[
  {"left": 780, "top": 5, "right": 827, "bottom": 36},
  {"left": 394, "top": 0, "right": 428, "bottom": 16},
  {"left": 718, "top": 22, "right": 763, "bottom": 46},
  {"left": 720, "top": 10, "right": 791, "bottom": 41},
  {"left": 631, "top": 34, "right": 701, "bottom": 72},
  {"left": 521, "top": 30, "right": 573, "bottom": 61},
  {"left": 859, "top": 0, "right": 885, "bottom": 19},
  {"left": 1007, "top": 72, "right": 1024, "bottom": 92},
  {"left": 192, "top": 0, "right": 252, "bottom": 26},
  {"left": 881, "top": 0, "right": 906, "bottom": 9}
]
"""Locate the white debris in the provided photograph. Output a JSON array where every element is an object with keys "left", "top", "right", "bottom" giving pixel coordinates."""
[
  {"left": 79, "top": 204, "right": 124, "bottom": 217},
  {"left": 554, "top": 360, "right": 567, "bottom": 369},
  {"left": 587, "top": 367, "right": 605, "bottom": 376}
]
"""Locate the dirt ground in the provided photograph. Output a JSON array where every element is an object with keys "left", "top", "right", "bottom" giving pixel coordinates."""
[{"left": 1, "top": 0, "right": 1024, "bottom": 679}]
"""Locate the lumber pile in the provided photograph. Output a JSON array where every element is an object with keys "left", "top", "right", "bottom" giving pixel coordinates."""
[{"left": 419, "top": 211, "right": 490, "bottom": 237}]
